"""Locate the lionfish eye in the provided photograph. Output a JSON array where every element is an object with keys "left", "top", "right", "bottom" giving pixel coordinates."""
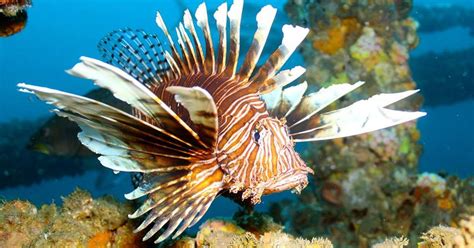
[{"left": 253, "top": 130, "right": 261, "bottom": 143}]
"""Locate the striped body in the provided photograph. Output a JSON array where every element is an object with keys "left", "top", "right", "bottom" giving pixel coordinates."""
[
  {"left": 151, "top": 69, "right": 311, "bottom": 204},
  {"left": 18, "top": 0, "right": 425, "bottom": 244}
]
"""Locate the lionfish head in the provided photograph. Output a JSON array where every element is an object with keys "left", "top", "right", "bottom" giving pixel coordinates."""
[{"left": 253, "top": 117, "right": 313, "bottom": 195}]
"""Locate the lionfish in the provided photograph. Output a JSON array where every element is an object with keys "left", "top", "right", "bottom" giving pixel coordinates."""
[{"left": 18, "top": 0, "right": 425, "bottom": 243}]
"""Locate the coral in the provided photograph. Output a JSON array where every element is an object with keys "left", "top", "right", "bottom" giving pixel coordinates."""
[
  {"left": 417, "top": 216, "right": 474, "bottom": 248},
  {"left": 419, "top": 226, "right": 461, "bottom": 248},
  {"left": 416, "top": 173, "right": 447, "bottom": 197},
  {"left": 0, "top": 189, "right": 144, "bottom": 247},
  {"left": 372, "top": 237, "right": 409, "bottom": 248},
  {"left": 0, "top": 189, "right": 335, "bottom": 247},
  {"left": 312, "top": 18, "right": 361, "bottom": 55},
  {"left": 2, "top": 188, "right": 473, "bottom": 247},
  {"left": 271, "top": 1, "right": 432, "bottom": 246},
  {"left": 232, "top": 209, "right": 283, "bottom": 235},
  {"left": 191, "top": 219, "right": 333, "bottom": 248}
]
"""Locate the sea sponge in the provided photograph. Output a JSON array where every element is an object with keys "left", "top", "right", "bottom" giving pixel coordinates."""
[
  {"left": 372, "top": 237, "right": 409, "bottom": 248},
  {"left": 417, "top": 219, "right": 474, "bottom": 248}
]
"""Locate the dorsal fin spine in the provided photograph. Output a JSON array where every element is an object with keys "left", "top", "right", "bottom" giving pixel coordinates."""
[
  {"left": 214, "top": 2, "right": 228, "bottom": 74},
  {"left": 237, "top": 5, "right": 277, "bottom": 81},
  {"left": 195, "top": 3, "right": 216, "bottom": 75},
  {"left": 225, "top": 0, "right": 243, "bottom": 78},
  {"left": 183, "top": 9, "right": 205, "bottom": 72},
  {"left": 179, "top": 22, "right": 199, "bottom": 74},
  {"left": 156, "top": 12, "right": 185, "bottom": 73},
  {"left": 175, "top": 26, "right": 192, "bottom": 74}
]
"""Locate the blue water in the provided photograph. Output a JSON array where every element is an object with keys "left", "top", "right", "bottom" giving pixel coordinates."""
[{"left": 0, "top": 0, "right": 473, "bottom": 231}]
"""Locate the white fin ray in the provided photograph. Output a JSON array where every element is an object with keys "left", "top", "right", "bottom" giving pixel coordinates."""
[
  {"left": 214, "top": 2, "right": 228, "bottom": 73},
  {"left": 179, "top": 22, "right": 198, "bottom": 72},
  {"left": 225, "top": 0, "right": 243, "bottom": 77},
  {"left": 66, "top": 56, "right": 206, "bottom": 148},
  {"left": 288, "top": 81, "right": 365, "bottom": 128},
  {"left": 238, "top": 5, "right": 277, "bottom": 80},
  {"left": 263, "top": 82, "right": 308, "bottom": 118},
  {"left": 18, "top": 84, "right": 198, "bottom": 174},
  {"left": 156, "top": 12, "right": 185, "bottom": 71},
  {"left": 251, "top": 25, "right": 309, "bottom": 84},
  {"left": 183, "top": 9, "right": 205, "bottom": 70},
  {"left": 195, "top": 3, "right": 215, "bottom": 74},
  {"left": 292, "top": 91, "right": 426, "bottom": 142},
  {"left": 175, "top": 25, "right": 192, "bottom": 73}
]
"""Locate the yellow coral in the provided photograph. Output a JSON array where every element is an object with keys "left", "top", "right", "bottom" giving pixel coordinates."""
[
  {"left": 313, "top": 18, "right": 360, "bottom": 55},
  {"left": 419, "top": 217, "right": 474, "bottom": 248}
]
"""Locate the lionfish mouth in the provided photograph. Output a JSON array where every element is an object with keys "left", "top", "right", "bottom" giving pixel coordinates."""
[{"left": 263, "top": 167, "right": 313, "bottom": 195}]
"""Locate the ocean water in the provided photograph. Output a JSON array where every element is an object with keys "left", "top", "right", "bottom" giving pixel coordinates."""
[{"left": 0, "top": 0, "right": 473, "bottom": 245}]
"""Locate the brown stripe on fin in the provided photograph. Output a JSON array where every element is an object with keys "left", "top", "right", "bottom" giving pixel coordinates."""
[
  {"left": 97, "top": 28, "right": 170, "bottom": 86},
  {"left": 195, "top": 3, "right": 215, "bottom": 74},
  {"left": 128, "top": 161, "right": 223, "bottom": 243},
  {"left": 156, "top": 12, "right": 185, "bottom": 72},
  {"left": 183, "top": 9, "right": 205, "bottom": 71},
  {"left": 66, "top": 56, "right": 208, "bottom": 149},
  {"left": 178, "top": 23, "right": 199, "bottom": 73},
  {"left": 167, "top": 86, "right": 218, "bottom": 148},
  {"left": 250, "top": 25, "right": 309, "bottom": 85},
  {"left": 258, "top": 66, "right": 306, "bottom": 94},
  {"left": 17, "top": 84, "right": 205, "bottom": 175},
  {"left": 262, "top": 81, "right": 307, "bottom": 118},
  {"left": 175, "top": 25, "right": 192, "bottom": 74},
  {"left": 224, "top": 0, "right": 243, "bottom": 77},
  {"left": 213, "top": 2, "right": 227, "bottom": 73},
  {"left": 238, "top": 5, "right": 277, "bottom": 81}
]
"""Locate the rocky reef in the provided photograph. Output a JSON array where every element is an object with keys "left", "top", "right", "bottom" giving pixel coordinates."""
[
  {"left": 1, "top": 189, "right": 473, "bottom": 247},
  {"left": 0, "top": 189, "right": 333, "bottom": 247},
  {"left": 0, "top": 189, "right": 143, "bottom": 247}
]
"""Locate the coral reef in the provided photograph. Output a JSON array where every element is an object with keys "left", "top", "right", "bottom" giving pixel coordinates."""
[
  {"left": 0, "top": 189, "right": 144, "bottom": 247},
  {"left": 0, "top": 189, "right": 332, "bottom": 247},
  {"left": 2, "top": 189, "right": 473, "bottom": 247},
  {"left": 418, "top": 216, "right": 474, "bottom": 248},
  {"left": 270, "top": 173, "right": 474, "bottom": 247},
  {"left": 268, "top": 0, "right": 474, "bottom": 247}
]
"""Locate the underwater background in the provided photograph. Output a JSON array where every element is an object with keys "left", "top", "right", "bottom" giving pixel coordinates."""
[{"left": 0, "top": 0, "right": 473, "bottom": 247}]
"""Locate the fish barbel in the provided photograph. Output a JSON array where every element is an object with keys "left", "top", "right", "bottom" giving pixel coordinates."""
[{"left": 18, "top": 0, "right": 425, "bottom": 243}]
